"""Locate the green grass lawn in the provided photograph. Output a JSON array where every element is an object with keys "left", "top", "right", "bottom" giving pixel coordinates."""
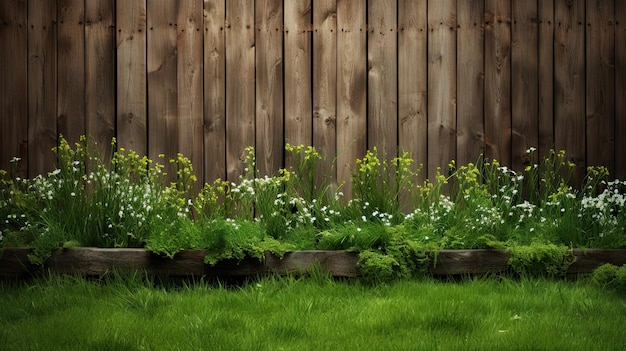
[{"left": 1, "top": 273, "right": 625, "bottom": 351}]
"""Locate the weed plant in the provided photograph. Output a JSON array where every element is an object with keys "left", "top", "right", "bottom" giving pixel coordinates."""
[{"left": 1, "top": 136, "right": 626, "bottom": 281}]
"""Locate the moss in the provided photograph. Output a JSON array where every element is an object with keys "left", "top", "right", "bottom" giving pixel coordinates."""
[{"left": 508, "top": 242, "right": 575, "bottom": 277}]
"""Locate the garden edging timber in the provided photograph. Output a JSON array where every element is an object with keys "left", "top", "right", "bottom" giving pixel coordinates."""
[{"left": 1, "top": 248, "right": 625, "bottom": 279}]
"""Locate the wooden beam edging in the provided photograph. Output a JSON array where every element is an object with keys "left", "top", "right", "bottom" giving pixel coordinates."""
[{"left": 1, "top": 248, "right": 625, "bottom": 279}]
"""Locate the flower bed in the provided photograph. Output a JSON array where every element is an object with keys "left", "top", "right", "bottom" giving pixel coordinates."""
[{"left": 1, "top": 137, "right": 625, "bottom": 282}]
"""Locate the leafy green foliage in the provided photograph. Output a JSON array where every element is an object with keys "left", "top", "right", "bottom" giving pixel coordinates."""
[{"left": 508, "top": 242, "right": 576, "bottom": 277}]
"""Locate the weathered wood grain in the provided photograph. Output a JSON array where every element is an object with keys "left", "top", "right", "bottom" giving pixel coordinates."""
[
  {"left": 427, "top": 0, "right": 456, "bottom": 181},
  {"left": 0, "top": 0, "right": 28, "bottom": 179},
  {"left": 226, "top": 0, "right": 256, "bottom": 182},
  {"left": 28, "top": 0, "right": 58, "bottom": 177},
  {"left": 554, "top": 0, "right": 586, "bottom": 185},
  {"left": 538, "top": 0, "right": 555, "bottom": 162},
  {"left": 616, "top": 1, "right": 626, "bottom": 180},
  {"left": 256, "top": 0, "right": 284, "bottom": 176},
  {"left": 456, "top": 0, "right": 485, "bottom": 167},
  {"left": 85, "top": 0, "right": 116, "bottom": 162},
  {"left": 203, "top": 0, "right": 227, "bottom": 183},
  {"left": 511, "top": 0, "right": 538, "bottom": 172},
  {"left": 284, "top": 0, "right": 312, "bottom": 159},
  {"left": 336, "top": 0, "right": 367, "bottom": 200},
  {"left": 484, "top": 0, "right": 511, "bottom": 166},
  {"left": 116, "top": 0, "right": 147, "bottom": 155},
  {"left": 367, "top": 0, "right": 397, "bottom": 160},
  {"left": 177, "top": 0, "right": 204, "bottom": 192},
  {"left": 58, "top": 0, "right": 86, "bottom": 146},
  {"left": 586, "top": 0, "right": 615, "bottom": 175},
  {"left": 398, "top": 0, "right": 427, "bottom": 178},
  {"left": 312, "top": 0, "right": 337, "bottom": 189}
]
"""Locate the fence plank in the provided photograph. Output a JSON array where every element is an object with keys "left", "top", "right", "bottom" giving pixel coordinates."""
[
  {"left": 312, "top": 0, "right": 337, "bottom": 188},
  {"left": 368, "top": 0, "right": 397, "bottom": 160},
  {"left": 538, "top": 0, "right": 555, "bottom": 162},
  {"left": 484, "top": 0, "right": 511, "bottom": 166},
  {"left": 58, "top": 0, "right": 85, "bottom": 146},
  {"left": 427, "top": 0, "right": 456, "bottom": 181},
  {"left": 336, "top": 0, "right": 366, "bottom": 199},
  {"left": 226, "top": 0, "right": 256, "bottom": 182},
  {"left": 456, "top": 0, "right": 485, "bottom": 167},
  {"left": 177, "top": 0, "right": 204, "bottom": 192},
  {"left": 616, "top": 1, "right": 626, "bottom": 180},
  {"left": 554, "top": 0, "right": 585, "bottom": 185},
  {"left": 586, "top": 0, "right": 615, "bottom": 175},
  {"left": 511, "top": 0, "right": 538, "bottom": 172},
  {"left": 284, "top": 0, "right": 312, "bottom": 155},
  {"left": 0, "top": 0, "right": 27, "bottom": 178},
  {"left": 85, "top": 0, "right": 115, "bottom": 162},
  {"left": 147, "top": 0, "right": 178, "bottom": 182},
  {"left": 398, "top": 0, "right": 427, "bottom": 179},
  {"left": 116, "top": 0, "right": 147, "bottom": 155},
  {"left": 203, "top": 0, "right": 227, "bottom": 183},
  {"left": 28, "top": 0, "right": 58, "bottom": 177},
  {"left": 256, "top": 0, "right": 284, "bottom": 176}
]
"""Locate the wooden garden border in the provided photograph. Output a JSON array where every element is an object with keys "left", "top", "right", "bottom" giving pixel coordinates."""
[{"left": 1, "top": 248, "right": 626, "bottom": 279}]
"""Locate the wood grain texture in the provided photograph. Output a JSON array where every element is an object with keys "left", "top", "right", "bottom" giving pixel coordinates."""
[
  {"left": 398, "top": 0, "right": 427, "bottom": 178},
  {"left": 456, "top": 0, "right": 485, "bottom": 167},
  {"left": 177, "top": 0, "right": 204, "bottom": 192},
  {"left": 85, "top": 0, "right": 115, "bottom": 162},
  {"left": 427, "top": 0, "right": 456, "bottom": 181},
  {"left": 203, "top": 0, "right": 227, "bottom": 183},
  {"left": 256, "top": 0, "right": 284, "bottom": 176},
  {"left": 586, "top": 0, "right": 615, "bottom": 174},
  {"left": 312, "top": 0, "right": 337, "bottom": 189},
  {"left": 147, "top": 1, "right": 178, "bottom": 182},
  {"left": 226, "top": 0, "right": 256, "bottom": 182},
  {"left": 484, "top": 0, "right": 511, "bottom": 166},
  {"left": 554, "top": 0, "right": 585, "bottom": 185},
  {"left": 511, "top": 0, "right": 538, "bottom": 172},
  {"left": 367, "top": 0, "right": 397, "bottom": 160},
  {"left": 538, "top": 0, "right": 555, "bottom": 162},
  {"left": 336, "top": 0, "right": 366, "bottom": 200},
  {"left": 58, "top": 0, "right": 86, "bottom": 146},
  {"left": 116, "top": 0, "right": 147, "bottom": 155},
  {"left": 616, "top": 1, "right": 626, "bottom": 180},
  {"left": 27, "top": 0, "right": 58, "bottom": 177},
  {"left": 284, "top": 0, "right": 312, "bottom": 158},
  {"left": 0, "top": 0, "right": 28, "bottom": 179}
]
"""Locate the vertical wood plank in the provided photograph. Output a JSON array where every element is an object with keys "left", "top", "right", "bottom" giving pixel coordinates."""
[
  {"left": 554, "top": 0, "right": 585, "bottom": 184},
  {"left": 427, "top": 0, "right": 456, "bottom": 181},
  {"left": 511, "top": 0, "right": 538, "bottom": 171},
  {"left": 616, "top": 0, "right": 626, "bottom": 179},
  {"left": 58, "top": 0, "right": 85, "bottom": 146},
  {"left": 28, "top": 0, "right": 58, "bottom": 176},
  {"left": 203, "top": 0, "right": 227, "bottom": 182},
  {"left": 586, "top": 0, "right": 615, "bottom": 174},
  {"left": 177, "top": 0, "right": 204, "bottom": 191},
  {"left": 312, "top": 0, "right": 337, "bottom": 187},
  {"left": 85, "top": 0, "right": 116, "bottom": 162},
  {"left": 226, "top": 0, "right": 256, "bottom": 182},
  {"left": 538, "top": 0, "right": 555, "bottom": 162},
  {"left": 368, "top": 0, "right": 397, "bottom": 160},
  {"left": 456, "top": 0, "right": 485, "bottom": 167},
  {"left": 0, "top": 0, "right": 28, "bottom": 178},
  {"left": 147, "top": 0, "right": 178, "bottom": 180},
  {"left": 484, "top": 0, "right": 511, "bottom": 166},
  {"left": 256, "top": 0, "right": 284, "bottom": 176},
  {"left": 284, "top": 0, "right": 312, "bottom": 156},
  {"left": 117, "top": 0, "right": 147, "bottom": 155},
  {"left": 398, "top": 0, "right": 427, "bottom": 176},
  {"left": 336, "top": 0, "right": 366, "bottom": 199}
]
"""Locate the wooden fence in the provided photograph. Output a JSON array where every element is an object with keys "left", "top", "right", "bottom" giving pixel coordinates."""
[{"left": 1, "top": 0, "right": 624, "bottom": 197}]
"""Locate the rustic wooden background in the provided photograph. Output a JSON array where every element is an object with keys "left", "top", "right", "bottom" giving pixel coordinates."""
[{"left": 1, "top": 0, "right": 624, "bottom": 197}]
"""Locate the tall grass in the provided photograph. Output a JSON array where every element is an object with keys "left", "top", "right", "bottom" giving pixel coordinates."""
[{"left": 0, "top": 273, "right": 625, "bottom": 350}]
